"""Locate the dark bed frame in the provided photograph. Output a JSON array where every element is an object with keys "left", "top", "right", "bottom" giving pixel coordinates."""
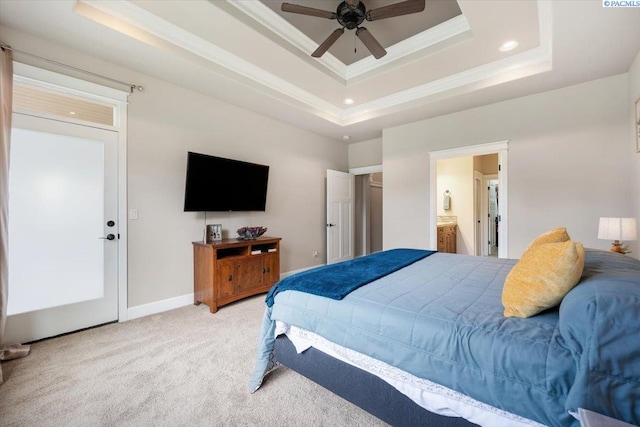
[{"left": 274, "top": 335, "right": 477, "bottom": 426}]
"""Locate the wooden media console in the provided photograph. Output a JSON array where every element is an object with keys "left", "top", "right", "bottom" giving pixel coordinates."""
[{"left": 192, "top": 236, "right": 281, "bottom": 313}]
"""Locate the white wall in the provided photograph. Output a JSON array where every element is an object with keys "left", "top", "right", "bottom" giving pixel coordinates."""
[
  {"left": 630, "top": 49, "right": 640, "bottom": 260},
  {"left": 128, "top": 80, "right": 347, "bottom": 306},
  {"left": 348, "top": 138, "right": 382, "bottom": 169},
  {"left": 384, "top": 74, "right": 636, "bottom": 258},
  {"left": 436, "top": 157, "right": 473, "bottom": 254},
  {"left": 2, "top": 27, "right": 347, "bottom": 309}
]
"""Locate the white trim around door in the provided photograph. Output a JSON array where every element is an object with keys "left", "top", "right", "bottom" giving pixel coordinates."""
[
  {"left": 429, "top": 141, "right": 508, "bottom": 258},
  {"left": 13, "top": 62, "right": 129, "bottom": 322}
]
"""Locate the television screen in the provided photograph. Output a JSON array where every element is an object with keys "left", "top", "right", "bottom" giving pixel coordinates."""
[{"left": 183, "top": 152, "right": 269, "bottom": 212}]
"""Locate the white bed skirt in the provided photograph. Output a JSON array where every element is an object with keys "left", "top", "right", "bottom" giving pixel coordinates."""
[{"left": 277, "top": 321, "right": 546, "bottom": 427}]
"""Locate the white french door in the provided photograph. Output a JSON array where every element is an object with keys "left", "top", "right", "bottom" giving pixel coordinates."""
[
  {"left": 4, "top": 113, "right": 119, "bottom": 344},
  {"left": 326, "top": 169, "right": 355, "bottom": 265}
]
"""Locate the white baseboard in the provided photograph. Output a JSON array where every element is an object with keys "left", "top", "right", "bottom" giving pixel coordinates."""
[
  {"left": 125, "top": 265, "right": 324, "bottom": 321},
  {"left": 127, "top": 293, "right": 194, "bottom": 321}
]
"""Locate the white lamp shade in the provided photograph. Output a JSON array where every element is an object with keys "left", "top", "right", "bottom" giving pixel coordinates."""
[{"left": 598, "top": 217, "right": 638, "bottom": 241}]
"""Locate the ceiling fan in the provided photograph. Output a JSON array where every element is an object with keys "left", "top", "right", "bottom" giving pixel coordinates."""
[{"left": 281, "top": 0, "right": 426, "bottom": 59}]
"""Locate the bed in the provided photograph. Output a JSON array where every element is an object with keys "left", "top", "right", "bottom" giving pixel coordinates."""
[{"left": 249, "top": 245, "right": 640, "bottom": 426}]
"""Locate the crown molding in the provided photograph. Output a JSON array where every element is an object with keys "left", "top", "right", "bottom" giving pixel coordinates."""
[
  {"left": 227, "top": 0, "right": 348, "bottom": 79},
  {"left": 79, "top": 0, "right": 344, "bottom": 123},
  {"left": 344, "top": 15, "right": 471, "bottom": 80},
  {"left": 343, "top": 0, "right": 552, "bottom": 123},
  {"left": 343, "top": 45, "right": 552, "bottom": 124},
  {"left": 77, "top": 0, "right": 552, "bottom": 129}
]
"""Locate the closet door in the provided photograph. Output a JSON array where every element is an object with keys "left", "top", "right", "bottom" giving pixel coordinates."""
[{"left": 326, "top": 169, "right": 354, "bottom": 264}]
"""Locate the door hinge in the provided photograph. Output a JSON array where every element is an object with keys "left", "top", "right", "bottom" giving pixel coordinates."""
[
  {"left": 497, "top": 215, "right": 501, "bottom": 222},
  {"left": 118, "top": 233, "right": 120, "bottom": 239},
  {"left": 498, "top": 164, "right": 501, "bottom": 171}
]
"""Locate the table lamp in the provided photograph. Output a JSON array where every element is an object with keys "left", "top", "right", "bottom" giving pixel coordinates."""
[{"left": 598, "top": 217, "right": 638, "bottom": 254}]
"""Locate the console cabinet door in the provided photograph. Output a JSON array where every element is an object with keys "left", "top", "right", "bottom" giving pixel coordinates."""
[
  {"left": 233, "top": 257, "right": 264, "bottom": 294},
  {"left": 263, "top": 254, "right": 280, "bottom": 287},
  {"left": 216, "top": 261, "right": 235, "bottom": 298}
]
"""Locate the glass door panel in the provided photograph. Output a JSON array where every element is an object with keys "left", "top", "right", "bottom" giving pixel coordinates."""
[
  {"left": 4, "top": 113, "right": 118, "bottom": 344},
  {"left": 8, "top": 129, "right": 105, "bottom": 314}
]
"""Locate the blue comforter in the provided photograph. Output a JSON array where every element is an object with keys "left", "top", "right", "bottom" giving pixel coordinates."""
[
  {"left": 265, "top": 248, "right": 434, "bottom": 306},
  {"left": 251, "top": 249, "right": 640, "bottom": 426},
  {"left": 559, "top": 250, "right": 640, "bottom": 423}
]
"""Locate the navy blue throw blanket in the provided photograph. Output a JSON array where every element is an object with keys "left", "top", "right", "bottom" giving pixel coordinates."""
[{"left": 265, "top": 248, "right": 435, "bottom": 307}]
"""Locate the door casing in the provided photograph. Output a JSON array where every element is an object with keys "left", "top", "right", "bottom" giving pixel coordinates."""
[
  {"left": 429, "top": 141, "right": 508, "bottom": 258},
  {"left": 5, "top": 115, "right": 119, "bottom": 344},
  {"left": 12, "top": 63, "right": 129, "bottom": 324}
]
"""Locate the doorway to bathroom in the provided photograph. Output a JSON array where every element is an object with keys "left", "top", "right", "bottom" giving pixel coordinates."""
[{"left": 429, "top": 141, "right": 508, "bottom": 258}]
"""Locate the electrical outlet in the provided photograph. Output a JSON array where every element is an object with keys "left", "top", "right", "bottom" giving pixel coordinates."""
[
  {"left": 129, "top": 209, "right": 138, "bottom": 220},
  {"left": 313, "top": 250, "right": 318, "bottom": 257}
]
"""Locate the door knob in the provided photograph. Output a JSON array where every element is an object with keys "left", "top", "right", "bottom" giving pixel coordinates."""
[{"left": 99, "top": 234, "right": 116, "bottom": 240}]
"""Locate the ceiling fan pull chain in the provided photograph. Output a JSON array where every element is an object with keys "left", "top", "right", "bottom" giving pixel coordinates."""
[{"left": 354, "top": 31, "right": 357, "bottom": 54}]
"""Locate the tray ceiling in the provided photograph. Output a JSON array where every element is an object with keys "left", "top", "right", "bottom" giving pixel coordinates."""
[
  {"left": 1, "top": 1, "right": 639, "bottom": 143},
  {"left": 258, "top": 0, "right": 463, "bottom": 65}
]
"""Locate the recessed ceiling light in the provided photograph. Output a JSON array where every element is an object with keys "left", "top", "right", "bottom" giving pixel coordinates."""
[
  {"left": 499, "top": 40, "right": 518, "bottom": 52},
  {"left": 342, "top": 135, "right": 351, "bottom": 141},
  {"left": 69, "top": 111, "right": 76, "bottom": 115},
  {"left": 343, "top": 98, "right": 354, "bottom": 105}
]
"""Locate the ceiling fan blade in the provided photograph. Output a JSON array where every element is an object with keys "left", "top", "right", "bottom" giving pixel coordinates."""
[
  {"left": 356, "top": 27, "right": 387, "bottom": 59},
  {"left": 366, "top": 0, "right": 425, "bottom": 21},
  {"left": 312, "top": 28, "right": 345, "bottom": 58},
  {"left": 281, "top": 3, "right": 337, "bottom": 19}
]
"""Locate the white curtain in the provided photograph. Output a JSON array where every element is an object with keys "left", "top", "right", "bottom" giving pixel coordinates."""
[{"left": 0, "top": 44, "right": 30, "bottom": 385}]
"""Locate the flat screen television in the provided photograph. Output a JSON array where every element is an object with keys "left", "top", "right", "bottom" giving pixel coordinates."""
[{"left": 183, "top": 151, "right": 269, "bottom": 212}]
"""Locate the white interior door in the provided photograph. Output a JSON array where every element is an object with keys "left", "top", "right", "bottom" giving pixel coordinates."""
[
  {"left": 4, "top": 113, "right": 118, "bottom": 344},
  {"left": 326, "top": 169, "right": 354, "bottom": 264}
]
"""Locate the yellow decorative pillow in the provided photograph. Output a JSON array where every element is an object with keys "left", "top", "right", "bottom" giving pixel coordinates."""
[
  {"left": 523, "top": 227, "right": 570, "bottom": 256},
  {"left": 502, "top": 240, "right": 585, "bottom": 318}
]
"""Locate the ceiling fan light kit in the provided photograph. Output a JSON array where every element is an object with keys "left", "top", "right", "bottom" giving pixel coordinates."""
[{"left": 281, "top": 0, "right": 426, "bottom": 59}]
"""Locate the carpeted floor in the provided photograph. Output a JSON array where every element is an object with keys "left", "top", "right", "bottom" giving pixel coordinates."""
[{"left": 0, "top": 295, "right": 387, "bottom": 426}]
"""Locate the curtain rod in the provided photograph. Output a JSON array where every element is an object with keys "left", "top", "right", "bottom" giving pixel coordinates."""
[{"left": 1, "top": 44, "right": 143, "bottom": 93}]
